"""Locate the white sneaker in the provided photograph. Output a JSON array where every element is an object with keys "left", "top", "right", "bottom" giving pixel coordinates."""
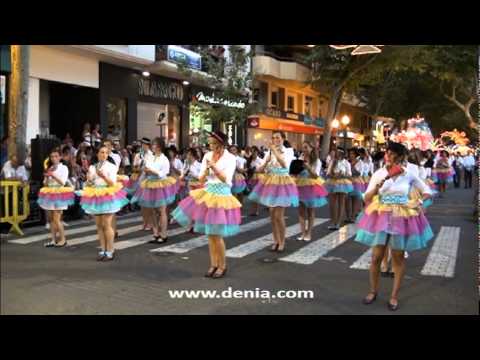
[
  {"left": 45, "top": 223, "right": 50, "bottom": 230},
  {"left": 62, "top": 221, "right": 69, "bottom": 227},
  {"left": 296, "top": 235, "right": 304, "bottom": 241},
  {"left": 404, "top": 251, "right": 409, "bottom": 259},
  {"left": 169, "top": 218, "right": 176, "bottom": 225}
]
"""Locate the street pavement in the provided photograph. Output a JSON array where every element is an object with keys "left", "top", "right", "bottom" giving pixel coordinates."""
[{"left": 1, "top": 186, "right": 478, "bottom": 315}]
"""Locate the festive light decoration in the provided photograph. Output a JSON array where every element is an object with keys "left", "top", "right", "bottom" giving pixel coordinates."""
[
  {"left": 440, "top": 129, "right": 470, "bottom": 146},
  {"left": 329, "top": 45, "right": 384, "bottom": 55},
  {"left": 390, "top": 116, "right": 434, "bottom": 151},
  {"left": 373, "top": 122, "right": 386, "bottom": 144}
]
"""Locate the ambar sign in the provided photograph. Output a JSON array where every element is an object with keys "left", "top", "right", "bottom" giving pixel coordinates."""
[{"left": 138, "top": 78, "right": 184, "bottom": 102}]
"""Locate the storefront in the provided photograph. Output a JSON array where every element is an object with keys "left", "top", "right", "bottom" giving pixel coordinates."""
[
  {"left": 100, "top": 62, "right": 189, "bottom": 148},
  {"left": 0, "top": 45, "right": 10, "bottom": 141},
  {"left": 27, "top": 45, "right": 100, "bottom": 146},
  {"left": 189, "top": 86, "right": 248, "bottom": 147},
  {"left": 247, "top": 108, "right": 324, "bottom": 149}
]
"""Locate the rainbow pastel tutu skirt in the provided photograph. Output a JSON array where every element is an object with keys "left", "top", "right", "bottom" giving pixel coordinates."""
[
  {"left": 231, "top": 173, "right": 247, "bottom": 194},
  {"left": 116, "top": 175, "right": 130, "bottom": 188},
  {"left": 124, "top": 172, "right": 141, "bottom": 196},
  {"left": 172, "top": 182, "right": 242, "bottom": 237},
  {"left": 248, "top": 173, "right": 264, "bottom": 190},
  {"left": 325, "top": 177, "right": 354, "bottom": 194},
  {"left": 349, "top": 176, "right": 367, "bottom": 198},
  {"left": 355, "top": 194, "right": 434, "bottom": 251},
  {"left": 130, "top": 176, "right": 177, "bottom": 208},
  {"left": 432, "top": 167, "right": 454, "bottom": 184},
  {"left": 248, "top": 168, "right": 299, "bottom": 208},
  {"left": 80, "top": 183, "right": 129, "bottom": 215},
  {"left": 37, "top": 186, "right": 75, "bottom": 211},
  {"left": 295, "top": 170, "right": 328, "bottom": 208}
]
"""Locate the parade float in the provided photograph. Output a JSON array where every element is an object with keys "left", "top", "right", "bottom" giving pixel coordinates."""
[{"left": 390, "top": 116, "right": 434, "bottom": 151}]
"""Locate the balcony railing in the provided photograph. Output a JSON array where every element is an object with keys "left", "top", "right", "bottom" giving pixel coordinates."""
[{"left": 253, "top": 48, "right": 311, "bottom": 69}]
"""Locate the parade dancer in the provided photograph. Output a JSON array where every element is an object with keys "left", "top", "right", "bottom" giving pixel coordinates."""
[
  {"left": 246, "top": 146, "right": 264, "bottom": 217},
  {"left": 355, "top": 142, "right": 433, "bottom": 311},
  {"left": 102, "top": 139, "right": 122, "bottom": 239},
  {"left": 229, "top": 145, "right": 248, "bottom": 205},
  {"left": 432, "top": 150, "right": 454, "bottom": 197},
  {"left": 346, "top": 148, "right": 366, "bottom": 224},
  {"left": 173, "top": 131, "right": 241, "bottom": 279},
  {"left": 248, "top": 131, "right": 298, "bottom": 252},
  {"left": 325, "top": 149, "right": 353, "bottom": 230},
  {"left": 38, "top": 149, "right": 75, "bottom": 247},
  {"left": 80, "top": 146, "right": 129, "bottom": 261},
  {"left": 131, "top": 138, "right": 177, "bottom": 244},
  {"left": 295, "top": 142, "right": 328, "bottom": 242}
]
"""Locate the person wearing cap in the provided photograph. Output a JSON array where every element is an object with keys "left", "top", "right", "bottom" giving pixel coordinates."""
[
  {"left": 172, "top": 131, "right": 241, "bottom": 279},
  {"left": 355, "top": 142, "right": 434, "bottom": 311},
  {"left": 325, "top": 148, "right": 353, "bottom": 230},
  {"left": 248, "top": 131, "right": 299, "bottom": 252}
]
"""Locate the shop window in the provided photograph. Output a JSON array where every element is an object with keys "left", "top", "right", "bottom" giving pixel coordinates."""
[
  {"left": 271, "top": 90, "right": 279, "bottom": 108},
  {"left": 305, "top": 96, "right": 313, "bottom": 116},
  {"left": 106, "top": 98, "right": 127, "bottom": 148}
]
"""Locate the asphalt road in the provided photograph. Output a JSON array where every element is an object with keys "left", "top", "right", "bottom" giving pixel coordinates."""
[{"left": 1, "top": 186, "right": 478, "bottom": 315}]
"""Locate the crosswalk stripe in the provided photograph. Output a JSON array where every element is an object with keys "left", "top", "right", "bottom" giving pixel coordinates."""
[
  {"left": 112, "top": 226, "right": 188, "bottom": 250},
  {"left": 349, "top": 248, "right": 373, "bottom": 270},
  {"left": 9, "top": 216, "right": 142, "bottom": 245},
  {"left": 280, "top": 224, "right": 357, "bottom": 265},
  {"left": 421, "top": 226, "right": 460, "bottom": 278},
  {"left": 150, "top": 217, "right": 273, "bottom": 254},
  {"left": 226, "top": 218, "right": 329, "bottom": 258},
  {"left": 68, "top": 224, "right": 143, "bottom": 246}
]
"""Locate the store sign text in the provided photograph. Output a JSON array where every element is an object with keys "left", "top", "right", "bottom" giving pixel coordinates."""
[
  {"left": 138, "top": 78, "right": 184, "bottom": 102},
  {"left": 196, "top": 92, "right": 246, "bottom": 109}
]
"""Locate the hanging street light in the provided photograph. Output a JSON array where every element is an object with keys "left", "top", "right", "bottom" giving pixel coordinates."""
[{"left": 329, "top": 45, "right": 384, "bottom": 55}]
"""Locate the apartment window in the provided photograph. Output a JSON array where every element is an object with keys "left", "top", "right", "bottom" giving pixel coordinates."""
[
  {"left": 270, "top": 87, "right": 279, "bottom": 108},
  {"left": 287, "top": 95, "right": 295, "bottom": 112},
  {"left": 305, "top": 96, "right": 313, "bottom": 116}
]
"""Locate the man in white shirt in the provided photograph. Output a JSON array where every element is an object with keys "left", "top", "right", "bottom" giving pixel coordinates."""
[
  {"left": 462, "top": 152, "right": 475, "bottom": 189},
  {"left": 1, "top": 155, "right": 28, "bottom": 182}
]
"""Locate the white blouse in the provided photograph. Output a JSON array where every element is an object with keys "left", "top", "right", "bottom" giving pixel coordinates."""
[
  {"left": 182, "top": 160, "right": 202, "bottom": 179},
  {"left": 351, "top": 159, "right": 364, "bottom": 177},
  {"left": 362, "top": 158, "right": 374, "bottom": 176},
  {"left": 262, "top": 146, "right": 295, "bottom": 170},
  {"left": 406, "top": 162, "right": 419, "bottom": 178},
  {"left": 87, "top": 161, "right": 118, "bottom": 186},
  {"left": 145, "top": 153, "right": 170, "bottom": 179},
  {"left": 45, "top": 163, "right": 69, "bottom": 187},
  {"left": 249, "top": 157, "right": 263, "bottom": 170},
  {"left": 200, "top": 150, "right": 237, "bottom": 187},
  {"left": 236, "top": 156, "right": 247, "bottom": 171},
  {"left": 299, "top": 155, "right": 322, "bottom": 177},
  {"left": 366, "top": 166, "right": 433, "bottom": 197},
  {"left": 110, "top": 152, "right": 122, "bottom": 169},
  {"left": 329, "top": 159, "right": 352, "bottom": 177},
  {"left": 133, "top": 150, "right": 153, "bottom": 167}
]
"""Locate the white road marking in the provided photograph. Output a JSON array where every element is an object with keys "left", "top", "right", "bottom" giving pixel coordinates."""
[
  {"left": 9, "top": 216, "right": 142, "bottom": 244},
  {"left": 280, "top": 224, "right": 357, "bottom": 265},
  {"left": 420, "top": 226, "right": 460, "bottom": 278},
  {"left": 112, "top": 226, "right": 189, "bottom": 250},
  {"left": 150, "top": 217, "right": 273, "bottom": 254},
  {"left": 226, "top": 218, "right": 329, "bottom": 258},
  {"left": 350, "top": 248, "right": 373, "bottom": 270},
  {"left": 68, "top": 224, "right": 143, "bottom": 246}
]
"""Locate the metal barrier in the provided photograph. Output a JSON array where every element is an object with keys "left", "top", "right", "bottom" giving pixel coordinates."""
[{"left": 0, "top": 180, "right": 30, "bottom": 235}]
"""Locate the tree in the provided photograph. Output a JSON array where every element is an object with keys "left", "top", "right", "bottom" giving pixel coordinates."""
[
  {"left": 309, "top": 45, "right": 428, "bottom": 158},
  {"left": 177, "top": 45, "right": 253, "bottom": 142},
  {"left": 8, "top": 45, "right": 29, "bottom": 162}
]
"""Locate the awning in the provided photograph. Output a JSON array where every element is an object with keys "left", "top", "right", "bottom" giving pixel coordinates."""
[{"left": 250, "top": 115, "right": 324, "bottom": 135}]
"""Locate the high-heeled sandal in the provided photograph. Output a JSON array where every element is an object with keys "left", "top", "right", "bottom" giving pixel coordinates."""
[
  {"left": 211, "top": 268, "right": 227, "bottom": 279},
  {"left": 362, "top": 292, "right": 377, "bottom": 305},
  {"left": 268, "top": 244, "right": 279, "bottom": 252},
  {"left": 387, "top": 299, "right": 399, "bottom": 311},
  {"left": 204, "top": 267, "right": 218, "bottom": 278}
]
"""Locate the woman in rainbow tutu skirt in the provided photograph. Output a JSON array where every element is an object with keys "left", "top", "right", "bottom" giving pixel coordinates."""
[
  {"left": 131, "top": 137, "right": 177, "bottom": 244},
  {"left": 248, "top": 131, "right": 299, "bottom": 252},
  {"left": 80, "top": 146, "right": 129, "bottom": 261},
  {"left": 346, "top": 148, "right": 366, "bottom": 224},
  {"left": 38, "top": 148, "right": 75, "bottom": 247},
  {"left": 432, "top": 149, "right": 454, "bottom": 197},
  {"left": 325, "top": 149, "right": 353, "bottom": 230},
  {"left": 295, "top": 142, "right": 328, "bottom": 242},
  {"left": 172, "top": 131, "right": 241, "bottom": 279},
  {"left": 229, "top": 145, "right": 248, "bottom": 204},
  {"left": 355, "top": 142, "right": 433, "bottom": 311}
]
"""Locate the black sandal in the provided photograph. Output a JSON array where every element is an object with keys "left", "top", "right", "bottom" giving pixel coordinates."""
[
  {"left": 362, "top": 292, "right": 377, "bottom": 305},
  {"left": 211, "top": 268, "right": 227, "bottom": 279},
  {"left": 268, "top": 244, "right": 279, "bottom": 252},
  {"left": 204, "top": 267, "right": 218, "bottom": 278},
  {"left": 387, "top": 300, "right": 399, "bottom": 311}
]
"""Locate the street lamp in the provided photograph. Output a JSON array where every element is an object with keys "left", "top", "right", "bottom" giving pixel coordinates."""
[{"left": 341, "top": 115, "right": 350, "bottom": 150}]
